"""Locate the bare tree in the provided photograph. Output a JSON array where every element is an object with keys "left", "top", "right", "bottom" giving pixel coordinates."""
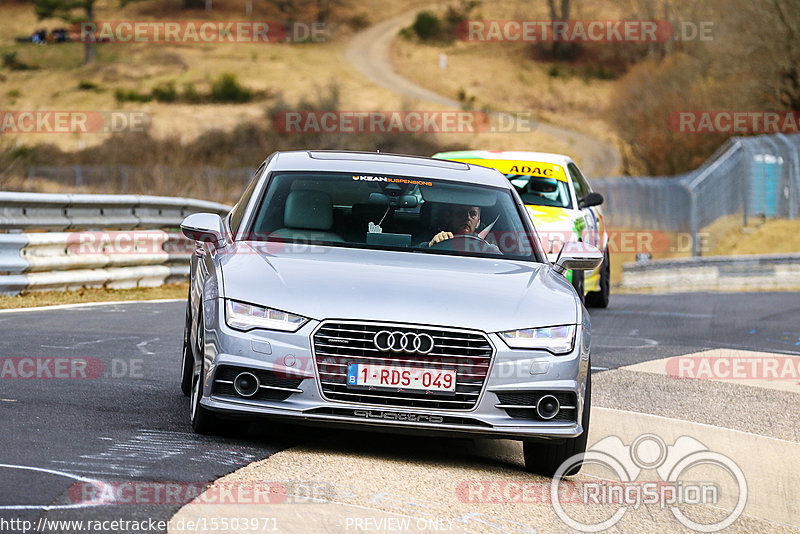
[{"left": 546, "top": 0, "right": 573, "bottom": 58}]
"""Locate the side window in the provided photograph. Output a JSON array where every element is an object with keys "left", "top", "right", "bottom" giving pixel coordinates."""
[
  {"left": 229, "top": 162, "right": 265, "bottom": 236},
  {"left": 568, "top": 163, "right": 591, "bottom": 201}
]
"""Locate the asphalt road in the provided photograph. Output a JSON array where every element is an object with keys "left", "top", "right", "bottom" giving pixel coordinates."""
[{"left": 0, "top": 293, "right": 797, "bottom": 532}]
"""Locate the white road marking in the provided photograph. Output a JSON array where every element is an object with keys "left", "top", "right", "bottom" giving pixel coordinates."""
[
  {"left": 52, "top": 429, "right": 257, "bottom": 477},
  {"left": 593, "top": 334, "right": 659, "bottom": 349},
  {"left": 42, "top": 336, "right": 138, "bottom": 350},
  {"left": 0, "top": 299, "right": 182, "bottom": 315},
  {"left": 0, "top": 464, "right": 114, "bottom": 510},
  {"left": 0, "top": 398, "right": 17, "bottom": 402},
  {"left": 136, "top": 338, "right": 160, "bottom": 356}
]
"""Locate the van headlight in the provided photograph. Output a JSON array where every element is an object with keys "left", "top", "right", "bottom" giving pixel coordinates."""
[
  {"left": 225, "top": 300, "right": 308, "bottom": 332},
  {"left": 499, "top": 325, "right": 576, "bottom": 354}
]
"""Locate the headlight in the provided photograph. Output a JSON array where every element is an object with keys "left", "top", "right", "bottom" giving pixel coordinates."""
[
  {"left": 499, "top": 325, "right": 576, "bottom": 354},
  {"left": 225, "top": 300, "right": 308, "bottom": 332}
]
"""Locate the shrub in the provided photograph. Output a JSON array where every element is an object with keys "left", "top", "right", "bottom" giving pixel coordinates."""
[
  {"left": 349, "top": 13, "right": 370, "bottom": 31},
  {"left": 78, "top": 80, "right": 100, "bottom": 91},
  {"left": 2, "top": 52, "right": 36, "bottom": 71},
  {"left": 210, "top": 73, "right": 252, "bottom": 103},
  {"left": 114, "top": 88, "right": 152, "bottom": 103},
  {"left": 152, "top": 81, "right": 178, "bottom": 103},
  {"left": 411, "top": 11, "right": 441, "bottom": 41},
  {"left": 182, "top": 82, "right": 202, "bottom": 103}
]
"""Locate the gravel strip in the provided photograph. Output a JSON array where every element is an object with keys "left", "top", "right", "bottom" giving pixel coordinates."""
[
  {"left": 169, "top": 431, "right": 792, "bottom": 534},
  {"left": 593, "top": 368, "right": 800, "bottom": 442}
]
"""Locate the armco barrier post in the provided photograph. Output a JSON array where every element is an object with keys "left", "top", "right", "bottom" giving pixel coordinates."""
[{"left": 689, "top": 186, "right": 698, "bottom": 257}]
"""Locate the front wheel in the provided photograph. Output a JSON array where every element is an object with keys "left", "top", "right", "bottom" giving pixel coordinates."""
[
  {"left": 585, "top": 249, "right": 610, "bottom": 308},
  {"left": 189, "top": 307, "right": 221, "bottom": 435},
  {"left": 180, "top": 298, "right": 193, "bottom": 397},
  {"left": 523, "top": 368, "right": 591, "bottom": 477}
]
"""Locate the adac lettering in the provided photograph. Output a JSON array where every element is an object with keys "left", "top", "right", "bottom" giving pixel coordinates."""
[{"left": 508, "top": 165, "right": 553, "bottom": 177}]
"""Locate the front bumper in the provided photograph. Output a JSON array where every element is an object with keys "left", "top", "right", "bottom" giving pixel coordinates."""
[{"left": 198, "top": 300, "right": 591, "bottom": 441}]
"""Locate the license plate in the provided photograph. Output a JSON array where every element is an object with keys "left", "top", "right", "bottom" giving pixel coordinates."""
[{"left": 347, "top": 363, "right": 457, "bottom": 393}]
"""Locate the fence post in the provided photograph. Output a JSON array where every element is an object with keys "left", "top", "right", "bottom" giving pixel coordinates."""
[
  {"left": 776, "top": 134, "right": 799, "bottom": 220},
  {"left": 689, "top": 186, "right": 698, "bottom": 257}
]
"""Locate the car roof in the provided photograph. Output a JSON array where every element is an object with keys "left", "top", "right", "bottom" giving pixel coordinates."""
[
  {"left": 268, "top": 150, "right": 512, "bottom": 188},
  {"left": 434, "top": 150, "right": 574, "bottom": 168}
]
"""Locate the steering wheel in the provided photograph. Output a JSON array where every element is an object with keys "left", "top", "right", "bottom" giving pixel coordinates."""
[{"left": 430, "top": 234, "right": 501, "bottom": 254}]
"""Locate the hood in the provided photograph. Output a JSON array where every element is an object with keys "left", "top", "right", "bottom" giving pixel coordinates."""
[{"left": 219, "top": 242, "right": 578, "bottom": 333}]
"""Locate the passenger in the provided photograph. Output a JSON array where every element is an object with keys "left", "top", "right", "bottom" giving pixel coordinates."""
[{"left": 428, "top": 204, "right": 481, "bottom": 247}]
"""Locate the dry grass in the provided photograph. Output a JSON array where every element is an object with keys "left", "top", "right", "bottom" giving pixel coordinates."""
[
  {"left": 390, "top": 0, "right": 627, "bottom": 170},
  {"left": 0, "top": 281, "right": 189, "bottom": 309},
  {"left": 0, "top": 0, "right": 434, "bottom": 150},
  {"left": 705, "top": 216, "right": 800, "bottom": 256}
]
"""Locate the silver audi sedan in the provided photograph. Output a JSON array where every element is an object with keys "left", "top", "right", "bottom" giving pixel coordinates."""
[{"left": 179, "top": 150, "right": 602, "bottom": 476}]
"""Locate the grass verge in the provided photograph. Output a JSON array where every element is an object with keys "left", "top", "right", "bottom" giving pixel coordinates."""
[{"left": 0, "top": 282, "right": 188, "bottom": 310}]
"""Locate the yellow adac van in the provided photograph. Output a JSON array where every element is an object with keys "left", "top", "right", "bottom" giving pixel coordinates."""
[{"left": 433, "top": 150, "right": 610, "bottom": 307}]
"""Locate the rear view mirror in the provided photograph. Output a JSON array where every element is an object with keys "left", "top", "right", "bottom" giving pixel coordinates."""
[
  {"left": 578, "top": 192, "right": 604, "bottom": 208},
  {"left": 369, "top": 192, "right": 419, "bottom": 208},
  {"left": 181, "top": 213, "right": 226, "bottom": 246},
  {"left": 554, "top": 241, "right": 603, "bottom": 274}
]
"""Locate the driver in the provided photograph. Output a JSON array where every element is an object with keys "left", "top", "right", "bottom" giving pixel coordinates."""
[{"left": 428, "top": 205, "right": 481, "bottom": 247}]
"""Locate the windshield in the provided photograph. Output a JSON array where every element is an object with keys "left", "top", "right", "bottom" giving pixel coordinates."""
[
  {"left": 507, "top": 174, "right": 573, "bottom": 209},
  {"left": 246, "top": 171, "right": 539, "bottom": 261}
]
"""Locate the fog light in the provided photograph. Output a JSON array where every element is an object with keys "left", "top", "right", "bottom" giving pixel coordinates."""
[
  {"left": 233, "top": 372, "right": 260, "bottom": 397},
  {"left": 536, "top": 394, "right": 560, "bottom": 420}
]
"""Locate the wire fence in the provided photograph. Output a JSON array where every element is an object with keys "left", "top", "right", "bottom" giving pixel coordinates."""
[
  {"left": 593, "top": 133, "right": 800, "bottom": 255},
  {"left": 6, "top": 133, "right": 800, "bottom": 256}
]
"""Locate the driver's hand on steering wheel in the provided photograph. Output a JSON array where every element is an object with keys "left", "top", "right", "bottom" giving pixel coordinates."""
[{"left": 428, "top": 231, "right": 454, "bottom": 247}]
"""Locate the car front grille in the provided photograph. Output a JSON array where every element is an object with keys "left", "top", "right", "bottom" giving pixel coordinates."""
[{"left": 313, "top": 321, "right": 494, "bottom": 411}]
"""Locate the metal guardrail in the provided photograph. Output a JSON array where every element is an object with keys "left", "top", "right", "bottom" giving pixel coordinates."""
[
  {"left": 621, "top": 254, "right": 800, "bottom": 292},
  {"left": 0, "top": 192, "right": 232, "bottom": 296},
  {"left": 592, "top": 133, "right": 800, "bottom": 256}
]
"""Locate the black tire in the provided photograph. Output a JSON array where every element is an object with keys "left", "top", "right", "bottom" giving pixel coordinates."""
[
  {"left": 523, "top": 368, "right": 591, "bottom": 477},
  {"left": 180, "top": 298, "right": 193, "bottom": 397},
  {"left": 571, "top": 269, "right": 585, "bottom": 305},
  {"left": 585, "top": 249, "right": 610, "bottom": 308},
  {"left": 189, "top": 306, "right": 221, "bottom": 435}
]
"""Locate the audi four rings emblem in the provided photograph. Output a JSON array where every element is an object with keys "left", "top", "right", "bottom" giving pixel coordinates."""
[{"left": 374, "top": 331, "right": 435, "bottom": 354}]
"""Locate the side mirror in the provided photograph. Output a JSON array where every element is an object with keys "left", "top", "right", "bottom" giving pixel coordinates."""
[
  {"left": 181, "top": 213, "right": 226, "bottom": 246},
  {"left": 578, "top": 192, "right": 604, "bottom": 209},
  {"left": 554, "top": 241, "right": 603, "bottom": 274}
]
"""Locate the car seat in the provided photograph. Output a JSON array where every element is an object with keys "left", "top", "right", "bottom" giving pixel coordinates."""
[{"left": 269, "top": 190, "right": 344, "bottom": 242}]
